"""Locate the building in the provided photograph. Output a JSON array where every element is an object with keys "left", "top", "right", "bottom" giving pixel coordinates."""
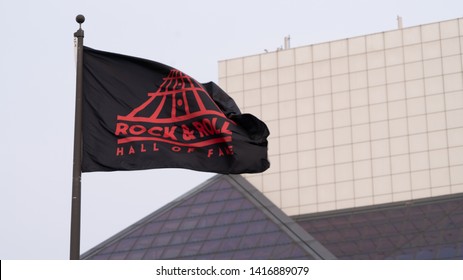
[
  {"left": 83, "top": 17, "right": 463, "bottom": 259},
  {"left": 219, "top": 17, "right": 463, "bottom": 217},
  {"left": 82, "top": 175, "right": 336, "bottom": 259}
]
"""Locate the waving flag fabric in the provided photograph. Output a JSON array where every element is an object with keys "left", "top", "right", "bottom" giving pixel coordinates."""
[{"left": 82, "top": 47, "right": 270, "bottom": 174}]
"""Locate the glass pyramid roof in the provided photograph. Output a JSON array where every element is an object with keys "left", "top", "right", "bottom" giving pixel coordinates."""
[
  {"left": 81, "top": 175, "right": 335, "bottom": 260},
  {"left": 294, "top": 193, "right": 463, "bottom": 260}
]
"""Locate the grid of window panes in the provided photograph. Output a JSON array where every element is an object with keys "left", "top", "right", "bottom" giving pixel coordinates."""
[
  {"left": 294, "top": 194, "right": 463, "bottom": 259},
  {"left": 82, "top": 176, "right": 319, "bottom": 260},
  {"left": 218, "top": 18, "right": 463, "bottom": 216}
]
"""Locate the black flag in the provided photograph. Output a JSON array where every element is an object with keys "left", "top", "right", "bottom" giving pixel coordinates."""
[{"left": 82, "top": 47, "right": 270, "bottom": 174}]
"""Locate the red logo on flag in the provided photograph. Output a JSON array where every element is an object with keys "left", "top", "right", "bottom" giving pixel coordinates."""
[{"left": 114, "top": 70, "right": 234, "bottom": 156}]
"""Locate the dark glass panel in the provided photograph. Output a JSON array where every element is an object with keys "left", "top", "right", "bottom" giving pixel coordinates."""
[
  {"left": 213, "top": 188, "right": 235, "bottom": 201},
  {"left": 196, "top": 214, "right": 219, "bottom": 228},
  {"left": 311, "top": 220, "right": 334, "bottom": 231},
  {"left": 227, "top": 223, "right": 248, "bottom": 237},
  {"left": 271, "top": 244, "right": 295, "bottom": 259},
  {"left": 251, "top": 209, "right": 266, "bottom": 221},
  {"left": 168, "top": 206, "right": 190, "bottom": 219},
  {"left": 161, "top": 246, "right": 183, "bottom": 259},
  {"left": 213, "top": 181, "right": 227, "bottom": 191},
  {"left": 188, "top": 204, "right": 208, "bottom": 216},
  {"left": 115, "top": 238, "right": 137, "bottom": 251},
  {"left": 411, "top": 217, "right": 433, "bottom": 230},
  {"left": 262, "top": 219, "right": 280, "bottom": 232},
  {"left": 421, "top": 230, "right": 441, "bottom": 246},
  {"left": 193, "top": 191, "right": 216, "bottom": 204},
  {"left": 151, "top": 234, "right": 173, "bottom": 247},
  {"left": 89, "top": 254, "right": 109, "bottom": 260},
  {"left": 371, "top": 251, "right": 388, "bottom": 259},
  {"left": 239, "top": 234, "right": 261, "bottom": 249},
  {"left": 348, "top": 214, "right": 368, "bottom": 224},
  {"left": 364, "top": 211, "right": 386, "bottom": 222},
  {"left": 215, "top": 212, "right": 237, "bottom": 226},
  {"left": 389, "top": 249, "right": 415, "bottom": 260},
  {"left": 374, "top": 223, "right": 398, "bottom": 235},
  {"left": 179, "top": 217, "right": 200, "bottom": 230},
  {"left": 329, "top": 216, "right": 350, "bottom": 226},
  {"left": 170, "top": 231, "right": 192, "bottom": 245},
  {"left": 310, "top": 232, "right": 327, "bottom": 242},
  {"left": 426, "top": 204, "right": 444, "bottom": 214},
  {"left": 180, "top": 243, "right": 202, "bottom": 257},
  {"left": 143, "top": 247, "right": 164, "bottom": 259},
  {"left": 239, "top": 199, "right": 255, "bottom": 210},
  {"left": 245, "top": 220, "right": 269, "bottom": 235},
  {"left": 447, "top": 213, "right": 463, "bottom": 226},
  {"left": 186, "top": 254, "right": 214, "bottom": 260},
  {"left": 206, "top": 201, "right": 225, "bottom": 214},
  {"left": 232, "top": 248, "right": 255, "bottom": 259},
  {"left": 200, "top": 240, "right": 222, "bottom": 254},
  {"left": 375, "top": 237, "right": 394, "bottom": 250},
  {"left": 288, "top": 245, "right": 311, "bottom": 258},
  {"left": 384, "top": 208, "right": 405, "bottom": 219},
  {"left": 275, "top": 231, "right": 292, "bottom": 244},
  {"left": 208, "top": 226, "right": 228, "bottom": 240},
  {"left": 357, "top": 239, "right": 376, "bottom": 252},
  {"left": 251, "top": 246, "right": 274, "bottom": 259},
  {"left": 337, "top": 242, "right": 357, "bottom": 255},
  {"left": 160, "top": 220, "right": 182, "bottom": 232},
  {"left": 179, "top": 195, "right": 197, "bottom": 207},
  {"left": 437, "top": 245, "right": 458, "bottom": 259},
  {"left": 224, "top": 199, "right": 244, "bottom": 211},
  {"left": 442, "top": 228, "right": 461, "bottom": 242},
  {"left": 407, "top": 206, "right": 425, "bottom": 217},
  {"left": 108, "top": 252, "right": 129, "bottom": 260},
  {"left": 126, "top": 250, "right": 146, "bottom": 260},
  {"left": 360, "top": 225, "right": 379, "bottom": 238},
  {"left": 259, "top": 232, "right": 281, "bottom": 246},
  {"left": 234, "top": 209, "right": 258, "bottom": 223},
  {"left": 228, "top": 189, "right": 244, "bottom": 199},
  {"left": 341, "top": 228, "right": 360, "bottom": 240},
  {"left": 415, "top": 248, "right": 436, "bottom": 259},
  {"left": 155, "top": 211, "right": 170, "bottom": 222},
  {"left": 445, "top": 200, "right": 463, "bottom": 210},
  {"left": 141, "top": 222, "right": 164, "bottom": 235},
  {"left": 220, "top": 237, "right": 242, "bottom": 251},
  {"left": 212, "top": 251, "right": 235, "bottom": 259},
  {"left": 388, "top": 234, "right": 408, "bottom": 248},
  {"left": 189, "top": 228, "right": 211, "bottom": 242},
  {"left": 396, "top": 221, "right": 417, "bottom": 233},
  {"left": 425, "top": 213, "right": 447, "bottom": 226},
  {"left": 300, "top": 254, "right": 316, "bottom": 260},
  {"left": 323, "top": 230, "right": 342, "bottom": 240}
]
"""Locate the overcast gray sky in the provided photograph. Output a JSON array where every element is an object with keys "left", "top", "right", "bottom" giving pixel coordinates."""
[{"left": 1, "top": 0, "right": 462, "bottom": 259}]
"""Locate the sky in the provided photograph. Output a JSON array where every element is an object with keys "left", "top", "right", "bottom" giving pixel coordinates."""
[{"left": 0, "top": 0, "right": 462, "bottom": 260}]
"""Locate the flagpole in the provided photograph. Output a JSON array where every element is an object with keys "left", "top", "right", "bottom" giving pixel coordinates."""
[{"left": 70, "top": 14, "right": 85, "bottom": 260}]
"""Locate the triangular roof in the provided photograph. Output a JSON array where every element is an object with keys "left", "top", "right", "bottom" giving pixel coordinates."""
[{"left": 81, "top": 175, "right": 336, "bottom": 259}]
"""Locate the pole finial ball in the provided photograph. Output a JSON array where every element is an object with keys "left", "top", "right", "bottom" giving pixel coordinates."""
[{"left": 76, "top": 14, "right": 85, "bottom": 24}]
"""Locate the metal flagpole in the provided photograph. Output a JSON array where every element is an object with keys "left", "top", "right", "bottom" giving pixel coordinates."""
[{"left": 70, "top": 14, "right": 85, "bottom": 260}]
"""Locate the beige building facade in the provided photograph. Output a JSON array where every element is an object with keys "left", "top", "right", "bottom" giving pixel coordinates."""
[{"left": 218, "top": 18, "right": 463, "bottom": 216}]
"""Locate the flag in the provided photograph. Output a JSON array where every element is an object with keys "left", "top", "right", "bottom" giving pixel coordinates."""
[{"left": 82, "top": 47, "right": 270, "bottom": 174}]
